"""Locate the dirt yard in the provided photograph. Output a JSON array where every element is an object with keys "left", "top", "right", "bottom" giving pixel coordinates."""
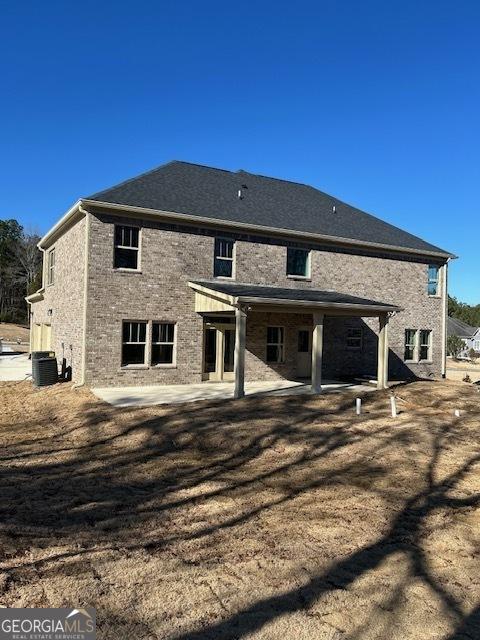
[
  {"left": 0, "top": 380, "right": 479, "bottom": 639},
  {"left": 447, "top": 358, "right": 480, "bottom": 384},
  {"left": 0, "top": 322, "right": 29, "bottom": 351}
]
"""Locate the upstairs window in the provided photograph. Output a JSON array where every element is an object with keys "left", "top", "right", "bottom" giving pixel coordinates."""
[
  {"left": 114, "top": 225, "right": 139, "bottom": 270},
  {"left": 404, "top": 329, "right": 417, "bottom": 361},
  {"left": 266, "top": 327, "right": 284, "bottom": 363},
  {"left": 47, "top": 248, "right": 55, "bottom": 285},
  {"left": 428, "top": 265, "right": 439, "bottom": 296},
  {"left": 122, "top": 321, "right": 147, "bottom": 366},
  {"left": 287, "top": 248, "right": 310, "bottom": 278},
  {"left": 214, "top": 238, "right": 234, "bottom": 278},
  {"left": 346, "top": 327, "right": 363, "bottom": 350},
  {"left": 419, "top": 330, "right": 432, "bottom": 361},
  {"left": 152, "top": 322, "right": 176, "bottom": 365}
]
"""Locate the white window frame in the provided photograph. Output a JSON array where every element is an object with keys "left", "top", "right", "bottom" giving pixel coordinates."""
[
  {"left": 213, "top": 237, "right": 235, "bottom": 279},
  {"left": 121, "top": 320, "right": 148, "bottom": 367},
  {"left": 427, "top": 264, "right": 440, "bottom": 297},
  {"left": 346, "top": 327, "right": 363, "bottom": 350},
  {"left": 266, "top": 326, "right": 285, "bottom": 363},
  {"left": 286, "top": 247, "right": 311, "bottom": 279},
  {"left": 114, "top": 225, "right": 141, "bottom": 271},
  {"left": 151, "top": 321, "right": 177, "bottom": 368},
  {"left": 419, "top": 329, "right": 433, "bottom": 362},
  {"left": 47, "top": 248, "right": 55, "bottom": 286},
  {"left": 404, "top": 329, "right": 418, "bottom": 362}
]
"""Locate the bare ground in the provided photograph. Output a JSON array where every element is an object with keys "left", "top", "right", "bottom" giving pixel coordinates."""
[
  {"left": 0, "top": 322, "right": 29, "bottom": 343},
  {"left": 447, "top": 359, "right": 480, "bottom": 384},
  {"left": 0, "top": 380, "right": 479, "bottom": 639}
]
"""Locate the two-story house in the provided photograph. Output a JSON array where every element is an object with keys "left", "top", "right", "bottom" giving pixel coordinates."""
[{"left": 27, "top": 161, "right": 454, "bottom": 397}]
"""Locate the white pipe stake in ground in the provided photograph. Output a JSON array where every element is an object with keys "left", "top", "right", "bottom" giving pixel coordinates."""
[
  {"left": 390, "top": 395, "right": 397, "bottom": 418},
  {"left": 454, "top": 409, "right": 461, "bottom": 417},
  {"left": 356, "top": 398, "right": 361, "bottom": 415}
]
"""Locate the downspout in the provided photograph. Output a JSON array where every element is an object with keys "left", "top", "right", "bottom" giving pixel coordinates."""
[
  {"left": 72, "top": 206, "right": 90, "bottom": 387},
  {"left": 441, "top": 258, "right": 450, "bottom": 378}
]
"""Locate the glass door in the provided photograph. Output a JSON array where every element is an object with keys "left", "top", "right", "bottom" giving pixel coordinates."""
[
  {"left": 203, "top": 323, "right": 236, "bottom": 381},
  {"left": 223, "top": 328, "right": 235, "bottom": 379}
]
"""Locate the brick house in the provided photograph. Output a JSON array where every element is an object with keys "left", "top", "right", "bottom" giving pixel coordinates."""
[{"left": 26, "top": 161, "right": 454, "bottom": 397}]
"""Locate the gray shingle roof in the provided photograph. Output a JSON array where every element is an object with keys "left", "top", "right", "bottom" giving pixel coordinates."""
[
  {"left": 87, "top": 161, "right": 453, "bottom": 257},
  {"left": 191, "top": 279, "right": 400, "bottom": 311},
  {"left": 447, "top": 316, "right": 477, "bottom": 338}
]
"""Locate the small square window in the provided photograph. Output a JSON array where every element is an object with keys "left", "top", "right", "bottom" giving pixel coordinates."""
[
  {"left": 114, "top": 225, "right": 140, "bottom": 270},
  {"left": 287, "top": 248, "right": 310, "bottom": 277},
  {"left": 214, "top": 238, "right": 234, "bottom": 278}
]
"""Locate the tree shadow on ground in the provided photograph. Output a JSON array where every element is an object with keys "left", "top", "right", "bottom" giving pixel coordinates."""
[{"left": 0, "top": 380, "right": 479, "bottom": 639}]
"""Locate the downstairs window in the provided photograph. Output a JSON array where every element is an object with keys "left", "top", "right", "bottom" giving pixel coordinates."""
[{"left": 122, "top": 321, "right": 147, "bottom": 365}]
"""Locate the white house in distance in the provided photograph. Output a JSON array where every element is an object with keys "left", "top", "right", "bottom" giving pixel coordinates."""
[{"left": 447, "top": 316, "right": 480, "bottom": 357}]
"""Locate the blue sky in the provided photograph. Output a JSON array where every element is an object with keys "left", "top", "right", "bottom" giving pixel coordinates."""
[{"left": 1, "top": 1, "right": 478, "bottom": 303}]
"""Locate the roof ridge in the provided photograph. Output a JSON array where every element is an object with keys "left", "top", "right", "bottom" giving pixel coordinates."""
[{"left": 236, "top": 170, "right": 311, "bottom": 188}]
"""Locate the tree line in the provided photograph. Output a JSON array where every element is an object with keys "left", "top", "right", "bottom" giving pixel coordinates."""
[
  {"left": 0, "top": 219, "right": 42, "bottom": 324},
  {"left": 448, "top": 295, "right": 480, "bottom": 328}
]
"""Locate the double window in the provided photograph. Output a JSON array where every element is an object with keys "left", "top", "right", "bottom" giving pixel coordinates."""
[
  {"left": 404, "top": 329, "right": 432, "bottom": 362},
  {"left": 122, "top": 321, "right": 176, "bottom": 367},
  {"left": 214, "top": 238, "right": 235, "bottom": 278},
  {"left": 47, "top": 248, "right": 55, "bottom": 285},
  {"left": 266, "top": 327, "right": 284, "bottom": 363},
  {"left": 287, "top": 248, "right": 310, "bottom": 278},
  {"left": 114, "top": 225, "right": 140, "bottom": 270},
  {"left": 428, "top": 265, "right": 440, "bottom": 296}
]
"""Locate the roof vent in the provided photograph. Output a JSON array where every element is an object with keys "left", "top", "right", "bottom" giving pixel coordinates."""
[{"left": 238, "top": 184, "right": 248, "bottom": 200}]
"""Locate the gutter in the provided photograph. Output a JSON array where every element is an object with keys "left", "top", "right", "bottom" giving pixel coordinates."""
[
  {"left": 235, "top": 296, "right": 401, "bottom": 313},
  {"left": 188, "top": 281, "right": 402, "bottom": 314},
  {"left": 80, "top": 199, "right": 455, "bottom": 261},
  {"left": 38, "top": 196, "right": 455, "bottom": 260}
]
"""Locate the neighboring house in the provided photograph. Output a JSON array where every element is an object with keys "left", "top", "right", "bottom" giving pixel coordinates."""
[
  {"left": 26, "top": 161, "right": 454, "bottom": 396},
  {"left": 447, "top": 316, "right": 480, "bottom": 357}
]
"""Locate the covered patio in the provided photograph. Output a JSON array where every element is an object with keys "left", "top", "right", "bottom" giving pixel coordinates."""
[{"left": 189, "top": 280, "right": 401, "bottom": 399}]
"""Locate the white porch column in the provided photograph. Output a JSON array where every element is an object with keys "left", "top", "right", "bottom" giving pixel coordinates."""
[
  {"left": 377, "top": 313, "right": 389, "bottom": 390},
  {"left": 234, "top": 306, "right": 247, "bottom": 399},
  {"left": 311, "top": 312, "right": 324, "bottom": 394}
]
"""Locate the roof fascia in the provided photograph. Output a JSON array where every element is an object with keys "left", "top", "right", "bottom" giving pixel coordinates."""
[
  {"left": 38, "top": 200, "right": 84, "bottom": 249},
  {"left": 237, "top": 295, "right": 401, "bottom": 313},
  {"left": 82, "top": 199, "right": 456, "bottom": 261}
]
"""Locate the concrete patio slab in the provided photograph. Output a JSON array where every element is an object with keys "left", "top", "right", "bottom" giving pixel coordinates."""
[
  {"left": 0, "top": 353, "right": 32, "bottom": 382},
  {"left": 93, "top": 379, "right": 375, "bottom": 407}
]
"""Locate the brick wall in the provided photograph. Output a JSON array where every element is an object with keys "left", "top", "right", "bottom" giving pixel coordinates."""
[
  {"left": 30, "top": 218, "right": 86, "bottom": 382},
  {"left": 82, "top": 211, "right": 445, "bottom": 387}
]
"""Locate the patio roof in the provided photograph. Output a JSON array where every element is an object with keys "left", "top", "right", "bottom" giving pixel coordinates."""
[{"left": 189, "top": 279, "right": 401, "bottom": 315}]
